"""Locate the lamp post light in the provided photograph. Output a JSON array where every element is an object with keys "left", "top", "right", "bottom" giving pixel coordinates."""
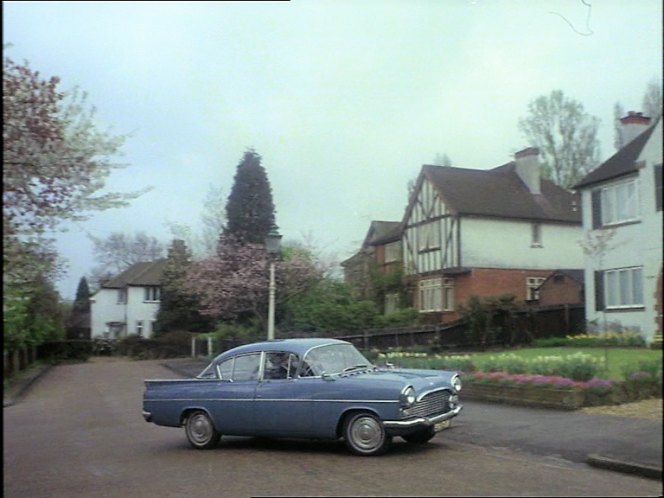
[{"left": 265, "top": 225, "right": 282, "bottom": 341}]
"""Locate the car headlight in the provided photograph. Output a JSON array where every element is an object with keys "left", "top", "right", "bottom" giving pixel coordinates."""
[
  {"left": 451, "top": 374, "right": 462, "bottom": 392},
  {"left": 400, "top": 386, "right": 417, "bottom": 407}
]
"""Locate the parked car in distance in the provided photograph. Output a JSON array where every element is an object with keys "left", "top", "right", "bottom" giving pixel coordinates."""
[{"left": 143, "top": 338, "right": 463, "bottom": 456}]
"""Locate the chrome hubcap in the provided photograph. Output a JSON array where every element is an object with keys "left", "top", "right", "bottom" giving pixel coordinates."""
[
  {"left": 189, "top": 414, "right": 212, "bottom": 444},
  {"left": 350, "top": 416, "right": 383, "bottom": 450}
]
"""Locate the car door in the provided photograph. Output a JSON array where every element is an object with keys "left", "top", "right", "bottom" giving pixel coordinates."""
[
  {"left": 208, "top": 352, "right": 262, "bottom": 436},
  {"left": 254, "top": 352, "right": 313, "bottom": 436}
]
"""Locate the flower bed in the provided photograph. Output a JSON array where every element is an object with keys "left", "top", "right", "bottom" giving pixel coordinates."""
[{"left": 462, "top": 371, "right": 662, "bottom": 410}]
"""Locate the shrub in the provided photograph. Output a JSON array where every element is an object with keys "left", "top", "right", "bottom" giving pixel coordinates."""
[
  {"left": 435, "top": 354, "right": 476, "bottom": 373},
  {"left": 375, "top": 308, "right": 420, "bottom": 327},
  {"left": 37, "top": 340, "right": 93, "bottom": 362},
  {"left": 478, "top": 353, "right": 528, "bottom": 374},
  {"left": 533, "top": 332, "right": 647, "bottom": 348},
  {"left": 116, "top": 331, "right": 193, "bottom": 359},
  {"left": 557, "top": 352, "right": 602, "bottom": 381},
  {"left": 531, "top": 337, "right": 569, "bottom": 348},
  {"left": 529, "top": 355, "right": 565, "bottom": 376}
]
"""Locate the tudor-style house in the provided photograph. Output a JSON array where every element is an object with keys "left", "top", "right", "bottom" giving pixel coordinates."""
[
  {"left": 402, "top": 147, "right": 584, "bottom": 322},
  {"left": 574, "top": 112, "right": 662, "bottom": 343},
  {"left": 90, "top": 259, "right": 167, "bottom": 339},
  {"left": 341, "top": 220, "right": 402, "bottom": 310}
]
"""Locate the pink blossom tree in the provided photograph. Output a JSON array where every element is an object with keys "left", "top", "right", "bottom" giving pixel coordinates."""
[{"left": 184, "top": 236, "right": 322, "bottom": 329}]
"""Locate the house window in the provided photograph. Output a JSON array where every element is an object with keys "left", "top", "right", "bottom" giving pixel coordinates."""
[
  {"left": 136, "top": 320, "right": 144, "bottom": 337},
  {"left": 655, "top": 164, "right": 662, "bottom": 212},
  {"left": 385, "top": 293, "right": 400, "bottom": 314},
  {"left": 416, "top": 279, "right": 453, "bottom": 311},
  {"left": 144, "top": 286, "right": 160, "bottom": 302},
  {"left": 595, "top": 179, "right": 639, "bottom": 226},
  {"left": 526, "top": 277, "right": 546, "bottom": 301},
  {"left": 531, "top": 223, "right": 542, "bottom": 247},
  {"left": 384, "top": 241, "right": 401, "bottom": 263},
  {"left": 419, "top": 278, "right": 442, "bottom": 312},
  {"left": 442, "top": 278, "right": 455, "bottom": 311},
  {"left": 417, "top": 222, "right": 440, "bottom": 251},
  {"left": 117, "top": 289, "right": 127, "bottom": 304},
  {"left": 604, "top": 267, "right": 643, "bottom": 308}
]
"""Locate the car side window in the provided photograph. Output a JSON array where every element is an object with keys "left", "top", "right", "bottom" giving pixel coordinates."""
[
  {"left": 218, "top": 358, "right": 233, "bottom": 380},
  {"left": 299, "top": 358, "right": 319, "bottom": 377},
  {"left": 197, "top": 363, "right": 218, "bottom": 379},
  {"left": 231, "top": 354, "right": 261, "bottom": 381},
  {"left": 263, "top": 352, "right": 299, "bottom": 380}
]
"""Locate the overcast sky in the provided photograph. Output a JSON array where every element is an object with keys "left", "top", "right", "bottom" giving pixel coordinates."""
[{"left": 4, "top": 0, "right": 663, "bottom": 300}]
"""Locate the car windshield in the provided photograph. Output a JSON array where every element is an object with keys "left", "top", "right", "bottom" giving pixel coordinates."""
[{"left": 302, "top": 344, "right": 372, "bottom": 376}]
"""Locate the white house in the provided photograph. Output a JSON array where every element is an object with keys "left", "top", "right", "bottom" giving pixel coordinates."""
[
  {"left": 401, "top": 147, "right": 584, "bottom": 321},
  {"left": 90, "top": 259, "right": 167, "bottom": 339},
  {"left": 574, "top": 113, "right": 663, "bottom": 343}
]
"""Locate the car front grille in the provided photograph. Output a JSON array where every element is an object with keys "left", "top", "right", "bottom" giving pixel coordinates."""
[{"left": 402, "top": 389, "right": 450, "bottom": 419}]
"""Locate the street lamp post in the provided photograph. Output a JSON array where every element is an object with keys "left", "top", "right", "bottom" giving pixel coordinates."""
[{"left": 265, "top": 225, "right": 282, "bottom": 341}]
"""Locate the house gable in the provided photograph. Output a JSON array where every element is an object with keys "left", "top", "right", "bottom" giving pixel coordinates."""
[
  {"left": 90, "top": 259, "right": 167, "bottom": 339},
  {"left": 575, "top": 117, "right": 662, "bottom": 343},
  {"left": 574, "top": 117, "right": 660, "bottom": 190}
]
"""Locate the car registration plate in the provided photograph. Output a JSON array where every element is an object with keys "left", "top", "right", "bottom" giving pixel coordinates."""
[{"left": 434, "top": 419, "right": 451, "bottom": 432}]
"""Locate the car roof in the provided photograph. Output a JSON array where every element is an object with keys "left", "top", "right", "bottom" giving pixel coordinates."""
[{"left": 213, "top": 338, "right": 351, "bottom": 362}]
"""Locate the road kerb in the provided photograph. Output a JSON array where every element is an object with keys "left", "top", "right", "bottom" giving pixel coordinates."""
[{"left": 586, "top": 453, "right": 662, "bottom": 480}]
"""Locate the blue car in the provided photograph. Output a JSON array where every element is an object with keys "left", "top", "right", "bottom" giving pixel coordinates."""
[{"left": 143, "top": 338, "right": 463, "bottom": 456}]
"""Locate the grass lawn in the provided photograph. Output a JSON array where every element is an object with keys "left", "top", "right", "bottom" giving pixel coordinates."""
[{"left": 385, "top": 347, "right": 663, "bottom": 381}]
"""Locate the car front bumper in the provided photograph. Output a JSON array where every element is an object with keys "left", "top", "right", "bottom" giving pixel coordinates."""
[{"left": 382, "top": 404, "right": 463, "bottom": 435}]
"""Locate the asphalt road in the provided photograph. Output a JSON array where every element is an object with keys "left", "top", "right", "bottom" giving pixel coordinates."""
[{"left": 3, "top": 358, "right": 662, "bottom": 497}]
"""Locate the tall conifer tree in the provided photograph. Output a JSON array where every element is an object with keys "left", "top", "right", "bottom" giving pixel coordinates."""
[
  {"left": 224, "top": 149, "right": 276, "bottom": 244},
  {"left": 73, "top": 277, "right": 91, "bottom": 313}
]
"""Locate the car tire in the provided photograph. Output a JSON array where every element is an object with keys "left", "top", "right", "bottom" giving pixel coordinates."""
[
  {"left": 402, "top": 427, "right": 436, "bottom": 444},
  {"left": 185, "top": 410, "right": 221, "bottom": 450},
  {"left": 343, "top": 412, "right": 391, "bottom": 456}
]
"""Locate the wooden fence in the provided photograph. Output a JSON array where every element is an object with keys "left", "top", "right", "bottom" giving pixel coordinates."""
[{"left": 324, "top": 304, "right": 586, "bottom": 352}]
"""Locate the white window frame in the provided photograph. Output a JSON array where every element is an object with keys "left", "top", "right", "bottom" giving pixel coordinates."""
[
  {"left": 144, "top": 286, "right": 161, "bottom": 302},
  {"left": 117, "top": 289, "right": 127, "bottom": 304},
  {"left": 385, "top": 292, "right": 400, "bottom": 314},
  {"left": 600, "top": 179, "right": 639, "bottom": 226},
  {"left": 527, "top": 277, "right": 546, "bottom": 301},
  {"left": 136, "top": 320, "right": 144, "bottom": 337},
  {"left": 442, "top": 278, "right": 455, "bottom": 311},
  {"left": 531, "top": 223, "right": 542, "bottom": 247},
  {"left": 417, "top": 222, "right": 440, "bottom": 251},
  {"left": 419, "top": 278, "right": 442, "bottom": 312},
  {"left": 605, "top": 267, "right": 643, "bottom": 309},
  {"left": 384, "top": 241, "right": 401, "bottom": 263}
]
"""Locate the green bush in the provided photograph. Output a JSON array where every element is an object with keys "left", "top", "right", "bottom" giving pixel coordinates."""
[
  {"left": 529, "top": 355, "right": 566, "bottom": 376},
  {"left": 531, "top": 337, "right": 571, "bottom": 348},
  {"left": 435, "top": 354, "right": 476, "bottom": 373},
  {"left": 116, "top": 331, "right": 193, "bottom": 359},
  {"left": 556, "top": 353, "right": 602, "bottom": 381},
  {"left": 479, "top": 354, "right": 528, "bottom": 374},
  {"left": 375, "top": 308, "right": 420, "bottom": 327},
  {"left": 37, "top": 340, "right": 93, "bottom": 363}
]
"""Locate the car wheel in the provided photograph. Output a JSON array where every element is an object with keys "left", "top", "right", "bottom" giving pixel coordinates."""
[
  {"left": 343, "top": 412, "right": 391, "bottom": 456},
  {"left": 185, "top": 410, "right": 220, "bottom": 450},
  {"left": 402, "top": 427, "right": 436, "bottom": 444}
]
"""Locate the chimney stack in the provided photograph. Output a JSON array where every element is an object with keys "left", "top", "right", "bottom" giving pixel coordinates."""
[
  {"left": 514, "top": 147, "right": 541, "bottom": 194},
  {"left": 619, "top": 111, "right": 651, "bottom": 146}
]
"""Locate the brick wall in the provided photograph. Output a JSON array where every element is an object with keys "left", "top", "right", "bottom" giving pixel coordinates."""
[
  {"left": 415, "top": 267, "right": 554, "bottom": 324},
  {"left": 538, "top": 275, "right": 583, "bottom": 306},
  {"left": 455, "top": 267, "right": 552, "bottom": 304}
]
